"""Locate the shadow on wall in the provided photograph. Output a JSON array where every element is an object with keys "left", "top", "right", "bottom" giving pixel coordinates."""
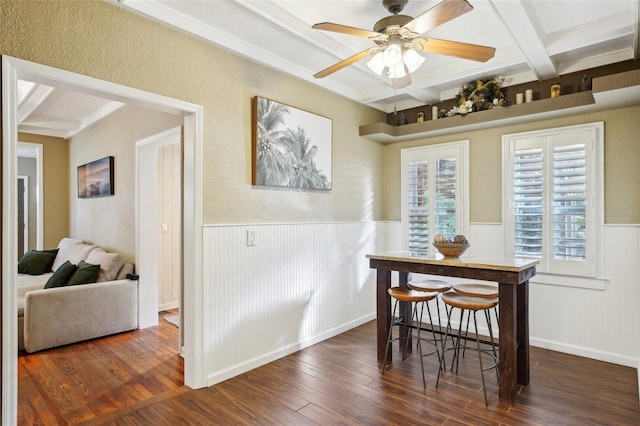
[{"left": 210, "top": 291, "right": 314, "bottom": 373}]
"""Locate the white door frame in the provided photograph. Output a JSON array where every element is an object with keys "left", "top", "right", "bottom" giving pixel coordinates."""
[
  {"left": 2, "top": 56, "right": 205, "bottom": 425},
  {"left": 136, "top": 126, "right": 182, "bottom": 329},
  {"left": 17, "top": 141, "right": 44, "bottom": 250}
]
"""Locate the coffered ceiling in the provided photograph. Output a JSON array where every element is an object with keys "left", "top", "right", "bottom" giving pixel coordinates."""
[
  {"left": 118, "top": 0, "right": 639, "bottom": 112},
  {"left": 16, "top": 0, "right": 640, "bottom": 139}
]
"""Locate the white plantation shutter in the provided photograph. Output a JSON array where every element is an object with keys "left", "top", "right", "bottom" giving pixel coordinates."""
[
  {"left": 407, "top": 161, "right": 429, "bottom": 252},
  {"left": 504, "top": 123, "right": 603, "bottom": 278},
  {"left": 553, "top": 144, "right": 586, "bottom": 261},
  {"left": 513, "top": 147, "right": 543, "bottom": 258},
  {"left": 402, "top": 142, "right": 468, "bottom": 255},
  {"left": 435, "top": 158, "right": 457, "bottom": 236}
]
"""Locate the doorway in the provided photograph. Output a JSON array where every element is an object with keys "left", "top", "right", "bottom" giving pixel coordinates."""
[
  {"left": 2, "top": 56, "right": 205, "bottom": 424},
  {"left": 17, "top": 142, "right": 43, "bottom": 251},
  {"left": 136, "top": 127, "right": 183, "bottom": 327}
]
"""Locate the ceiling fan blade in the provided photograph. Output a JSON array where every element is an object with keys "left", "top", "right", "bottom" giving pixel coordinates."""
[
  {"left": 312, "top": 22, "right": 383, "bottom": 39},
  {"left": 314, "top": 49, "right": 374, "bottom": 78},
  {"left": 413, "top": 38, "right": 495, "bottom": 62},
  {"left": 403, "top": 0, "right": 473, "bottom": 36}
]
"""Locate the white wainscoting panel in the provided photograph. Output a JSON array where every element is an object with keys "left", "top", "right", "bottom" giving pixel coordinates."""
[
  {"left": 203, "top": 222, "right": 386, "bottom": 385},
  {"left": 388, "top": 222, "right": 639, "bottom": 367},
  {"left": 529, "top": 225, "right": 639, "bottom": 367},
  {"left": 202, "top": 221, "right": 638, "bottom": 387}
]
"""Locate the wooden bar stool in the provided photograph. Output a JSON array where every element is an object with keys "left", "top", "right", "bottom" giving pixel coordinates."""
[
  {"left": 408, "top": 278, "right": 453, "bottom": 368},
  {"left": 454, "top": 283, "right": 499, "bottom": 346},
  {"left": 408, "top": 279, "right": 453, "bottom": 321},
  {"left": 382, "top": 287, "right": 441, "bottom": 389},
  {"left": 437, "top": 291, "right": 499, "bottom": 406}
]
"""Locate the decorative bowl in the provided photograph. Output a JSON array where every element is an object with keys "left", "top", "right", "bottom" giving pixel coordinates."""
[{"left": 433, "top": 242, "right": 470, "bottom": 258}]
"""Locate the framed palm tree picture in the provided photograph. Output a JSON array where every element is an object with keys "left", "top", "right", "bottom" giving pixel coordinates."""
[{"left": 252, "top": 96, "right": 332, "bottom": 190}]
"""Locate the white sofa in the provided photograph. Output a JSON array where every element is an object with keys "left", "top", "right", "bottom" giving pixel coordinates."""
[{"left": 17, "top": 238, "right": 138, "bottom": 353}]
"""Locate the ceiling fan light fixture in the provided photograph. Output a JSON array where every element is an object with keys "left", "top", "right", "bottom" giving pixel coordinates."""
[
  {"left": 402, "top": 48, "right": 425, "bottom": 73},
  {"left": 366, "top": 52, "right": 386, "bottom": 75}
]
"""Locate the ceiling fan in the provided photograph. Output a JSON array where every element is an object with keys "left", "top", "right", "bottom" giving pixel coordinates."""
[{"left": 312, "top": 0, "right": 495, "bottom": 88}]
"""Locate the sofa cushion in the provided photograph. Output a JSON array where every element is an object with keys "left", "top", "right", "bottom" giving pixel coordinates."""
[
  {"left": 52, "top": 238, "right": 84, "bottom": 271},
  {"left": 53, "top": 238, "right": 96, "bottom": 272},
  {"left": 66, "top": 260, "right": 101, "bottom": 286},
  {"left": 18, "top": 249, "right": 59, "bottom": 275},
  {"left": 44, "top": 260, "right": 77, "bottom": 289},
  {"left": 86, "top": 248, "right": 124, "bottom": 282}
]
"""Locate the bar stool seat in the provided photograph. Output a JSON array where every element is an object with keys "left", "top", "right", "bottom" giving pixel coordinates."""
[
  {"left": 454, "top": 283, "right": 500, "bottom": 332},
  {"left": 453, "top": 283, "right": 498, "bottom": 299},
  {"left": 383, "top": 287, "right": 441, "bottom": 388},
  {"left": 437, "top": 291, "right": 499, "bottom": 405},
  {"left": 442, "top": 291, "right": 498, "bottom": 311},
  {"left": 408, "top": 278, "right": 453, "bottom": 293}
]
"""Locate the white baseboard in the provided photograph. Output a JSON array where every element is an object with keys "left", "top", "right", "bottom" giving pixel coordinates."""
[
  {"left": 158, "top": 301, "right": 179, "bottom": 311},
  {"left": 206, "top": 312, "right": 375, "bottom": 387},
  {"left": 530, "top": 337, "right": 638, "bottom": 368}
]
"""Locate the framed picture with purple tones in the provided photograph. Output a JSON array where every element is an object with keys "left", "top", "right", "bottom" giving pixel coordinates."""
[{"left": 78, "top": 156, "right": 114, "bottom": 198}]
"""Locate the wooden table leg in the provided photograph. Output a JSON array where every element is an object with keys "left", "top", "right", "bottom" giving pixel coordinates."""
[
  {"left": 398, "top": 272, "right": 411, "bottom": 355},
  {"left": 377, "top": 269, "right": 392, "bottom": 365},
  {"left": 498, "top": 282, "right": 517, "bottom": 403},
  {"left": 517, "top": 280, "right": 530, "bottom": 386}
]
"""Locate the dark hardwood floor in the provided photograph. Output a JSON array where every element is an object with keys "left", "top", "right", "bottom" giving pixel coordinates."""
[
  {"left": 18, "top": 309, "right": 183, "bottom": 425},
  {"left": 19, "top": 314, "right": 640, "bottom": 425}
]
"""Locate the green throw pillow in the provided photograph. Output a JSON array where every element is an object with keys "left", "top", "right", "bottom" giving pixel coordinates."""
[
  {"left": 66, "top": 260, "right": 101, "bottom": 286},
  {"left": 44, "top": 260, "right": 77, "bottom": 289},
  {"left": 18, "top": 249, "right": 59, "bottom": 275}
]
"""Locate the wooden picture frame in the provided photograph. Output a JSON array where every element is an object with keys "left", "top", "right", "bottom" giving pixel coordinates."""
[
  {"left": 252, "top": 96, "right": 332, "bottom": 190},
  {"left": 78, "top": 156, "right": 114, "bottom": 198}
]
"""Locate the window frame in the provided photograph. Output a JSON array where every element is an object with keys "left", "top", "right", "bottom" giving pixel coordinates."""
[
  {"left": 401, "top": 140, "right": 469, "bottom": 254},
  {"left": 502, "top": 122, "right": 605, "bottom": 280}
]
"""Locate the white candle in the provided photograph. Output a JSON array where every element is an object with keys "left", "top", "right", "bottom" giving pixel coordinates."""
[
  {"left": 432, "top": 106, "right": 438, "bottom": 120},
  {"left": 525, "top": 89, "right": 533, "bottom": 102},
  {"left": 516, "top": 93, "right": 523, "bottom": 104}
]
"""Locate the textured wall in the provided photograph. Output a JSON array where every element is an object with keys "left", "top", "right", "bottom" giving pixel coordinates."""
[
  {"left": 69, "top": 105, "right": 183, "bottom": 263},
  {"left": 383, "top": 105, "right": 640, "bottom": 224},
  {"left": 0, "top": 0, "right": 385, "bottom": 225},
  {"left": 17, "top": 133, "right": 70, "bottom": 247}
]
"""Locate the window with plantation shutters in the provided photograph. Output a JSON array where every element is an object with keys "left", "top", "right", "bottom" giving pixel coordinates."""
[
  {"left": 513, "top": 146, "right": 543, "bottom": 258},
  {"left": 504, "top": 123, "right": 604, "bottom": 278},
  {"left": 402, "top": 142, "right": 468, "bottom": 255}
]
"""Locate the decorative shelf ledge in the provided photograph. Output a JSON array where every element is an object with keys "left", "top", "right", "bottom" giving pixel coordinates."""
[{"left": 360, "top": 69, "right": 640, "bottom": 144}]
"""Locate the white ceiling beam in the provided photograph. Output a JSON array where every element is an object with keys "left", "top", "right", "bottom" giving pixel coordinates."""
[
  {"left": 19, "top": 119, "right": 79, "bottom": 131},
  {"left": 487, "top": 0, "right": 558, "bottom": 81},
  {"left": 17, "top": 84, "right": 54, "bottom": 124}
]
